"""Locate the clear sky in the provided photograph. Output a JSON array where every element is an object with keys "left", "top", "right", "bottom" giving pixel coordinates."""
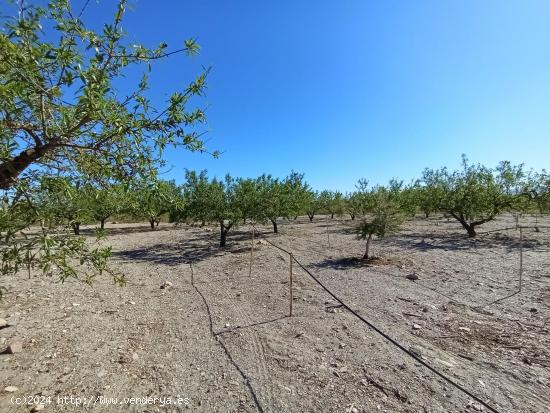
[{"left": 26, "top": 1, "right": 550, "bottom": 191}]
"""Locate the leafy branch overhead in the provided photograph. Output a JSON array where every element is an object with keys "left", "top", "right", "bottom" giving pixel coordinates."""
[
  {"left": 0, "top": 0, "right": 214, "bottom": 190},
  {"left": 0, "top": 0, "right": 213, "bottom": 286}
]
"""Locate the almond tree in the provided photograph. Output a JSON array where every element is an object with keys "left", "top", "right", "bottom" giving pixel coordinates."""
[
  {"left": 526, "top": 170, "right": 550, "bottom": 215},
  {"left": 284, "top": 171, "right": 312, "bottom": 220},
  {"left": 255, "top": 174, "right": 289, "bottom": 233},
  {"left": 422, "top": 156, "right": 524, "bottom": 237},
  {"left": 38, "top": 177, "right": 93, "bottom": 235},
  {"left": 305, "top": 190, "right": 320, "bottom": 222},
  {"left": 86, "top": 183, "right": 128, "bottom": 229},
  {"left": 318, "top": 190, "right": 344, "bottom": 219},
  {"left": 357, "top": 185, "right": 405, "bottom": 260},
  {"left": 234, "top": 178, "right": 260, "bottom": 224},
  {"left": 130, "top": 179, "right": 181, "bottom": 230},
  {"left": 0, "top": 0, "right": 210, "bottom": 281},
  {"left": 344, "top": 192, "right": 362, "bottom": 220},
  {"left": 186, "top": 172, "right": 241, "bottom": 247}
]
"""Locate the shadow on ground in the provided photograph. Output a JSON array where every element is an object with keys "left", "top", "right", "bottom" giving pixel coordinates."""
[{"left": 114, "top": 230, "right": 254, "bottom": 266}]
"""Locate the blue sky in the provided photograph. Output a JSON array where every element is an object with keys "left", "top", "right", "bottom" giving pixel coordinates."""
[{"left": 21, "top": 1, "right": 550, "bottom": 191}]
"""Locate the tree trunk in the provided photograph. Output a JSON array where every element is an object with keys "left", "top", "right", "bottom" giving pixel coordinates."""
[
  {"left": 271, "top": 219, "right": 278, "bottom": 233},
  {"left": 155, "top": 220, "right": 159, "bottom": 227},
  {"left": 308, "top": 213, "right": 314, "bottom": 222},
  {"left": 331, "top": 213, "right": 334, "bottom": 219},
  {"left": 100, "top": 219, "right": 106, "bottom": 230},
  {"left": 466, "top": 225, "right": 477, "bottom": 238},
  {"left": 72, "top": 222, "right": 80, "bottom": 236},
  {"left": 200, "top": 220, "right": 205, "bottom": 227},
  {"left": 149, "top": 218, "right": 155, "bottom": 230},
  {"left": 424, "top": 211, "right": 430, "bottom": 218},
  {"left": 350, "top": 214, "right": 355, "bottom": 220},
  {"left": 0, "top": 144, "right": 54, "bottom": 190},
  {"left": 362, "top": 233, "right": 372, "bottom": 260},
  {"left": 457, "top": 218, "right": 477, "bottom": 237},
  {"left": 219, "top": 221, "right": 230, "bottom": 247},
  {"left": 294, "top": 216, "right": 298, "bottom": 220}
]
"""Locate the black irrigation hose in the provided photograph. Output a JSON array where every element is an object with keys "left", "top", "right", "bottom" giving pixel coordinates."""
[
  {"left": 189, "top": 263, "right": 265, "bottom": 413},
  {"left": 252, "top": 227, "right": 503, "bottom": 413}
]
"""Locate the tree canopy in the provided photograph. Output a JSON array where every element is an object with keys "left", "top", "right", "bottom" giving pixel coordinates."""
[{"left": 0, "top": 0, "right": 211, "bottom": 283}]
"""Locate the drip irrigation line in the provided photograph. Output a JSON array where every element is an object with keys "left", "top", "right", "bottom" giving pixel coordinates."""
[
  {"left": 251, "top": 228, "right": 503, "bottom": 413},
  {"left": 188, "top": 262, "right": 265, "bottom": 413}
]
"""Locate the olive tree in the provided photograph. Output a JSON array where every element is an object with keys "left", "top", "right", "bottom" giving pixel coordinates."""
[{"left": 0, "top": 0, "right": 210, "bottom": 282}]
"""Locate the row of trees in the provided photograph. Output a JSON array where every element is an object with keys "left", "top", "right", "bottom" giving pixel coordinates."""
[{"left": 32, "top": 158, "right": 550, "bottom": 253}]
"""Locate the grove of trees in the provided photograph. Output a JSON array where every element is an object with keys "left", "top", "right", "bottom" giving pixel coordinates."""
[{"left": 1, "top": 2, "right": 549, "bottom": 284}]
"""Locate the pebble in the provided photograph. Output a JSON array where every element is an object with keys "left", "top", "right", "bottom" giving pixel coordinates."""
[
  {"left": 0, "top": 318, "right": 7, "bottom": 328},
  {"left": 406, "top": 272, "right": 419, "bottom": 281},
  {"left": 458, "top": 327, "right": 471, "bottom": 332},
  {"left": 4, "top": 386, "right": 18, "bottom": 392},
  {"left": 412, "top": 324, "right": 422, "bottom": 330},
  {"left": 31, "top": 404, "right": 45, "bottom": 412},
  {"left": 6, "top": 341, "right": 22, "bottom": 354},
  {"left": 160, "top": 281, "right": 173, "bottom": 289}
]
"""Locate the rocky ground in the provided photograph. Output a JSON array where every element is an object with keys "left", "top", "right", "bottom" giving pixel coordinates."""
[{"left": 0, "top": 214, "right": 549, "bottom": 413}]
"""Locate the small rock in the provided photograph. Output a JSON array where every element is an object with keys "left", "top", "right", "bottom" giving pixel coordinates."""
[
  {"left": 225, "top": 323, "right": 230, "bottom": 328},
  {"left": 4, "top": 386, "right": 18, "bottom": 392},
  {"left": 412, "top": 324, "right": 422, "bottom": 330},
  {"left": 529, "top": 308, "right": 538, "bottom": 313},
  {"left": 31, "top": 404, "right": 45, "bottom": 412},
  {"left": 0, "top": 319, "right": 7, "bottom": 328},
  {"left": 132, "top": 352, "right": 139, "bottom": 361},
  {"left": 458, "top": 327, "right": 471, "bottom": 332},
  {"left": 160, "top": 281, "right": 173, "bottom": 290},
  {"left": 6, "top": 341, "right": 22, "bottom": 354},
  {"left": 406, "top": 272, "right": 419, "bottom": 281},
  {"left": 339, "top": 343, "right": 346, "bottom": 349}
]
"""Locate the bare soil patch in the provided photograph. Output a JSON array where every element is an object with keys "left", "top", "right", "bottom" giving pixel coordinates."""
[{"left": 1, "top": 215, "right": 548, "bottom": 412}]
